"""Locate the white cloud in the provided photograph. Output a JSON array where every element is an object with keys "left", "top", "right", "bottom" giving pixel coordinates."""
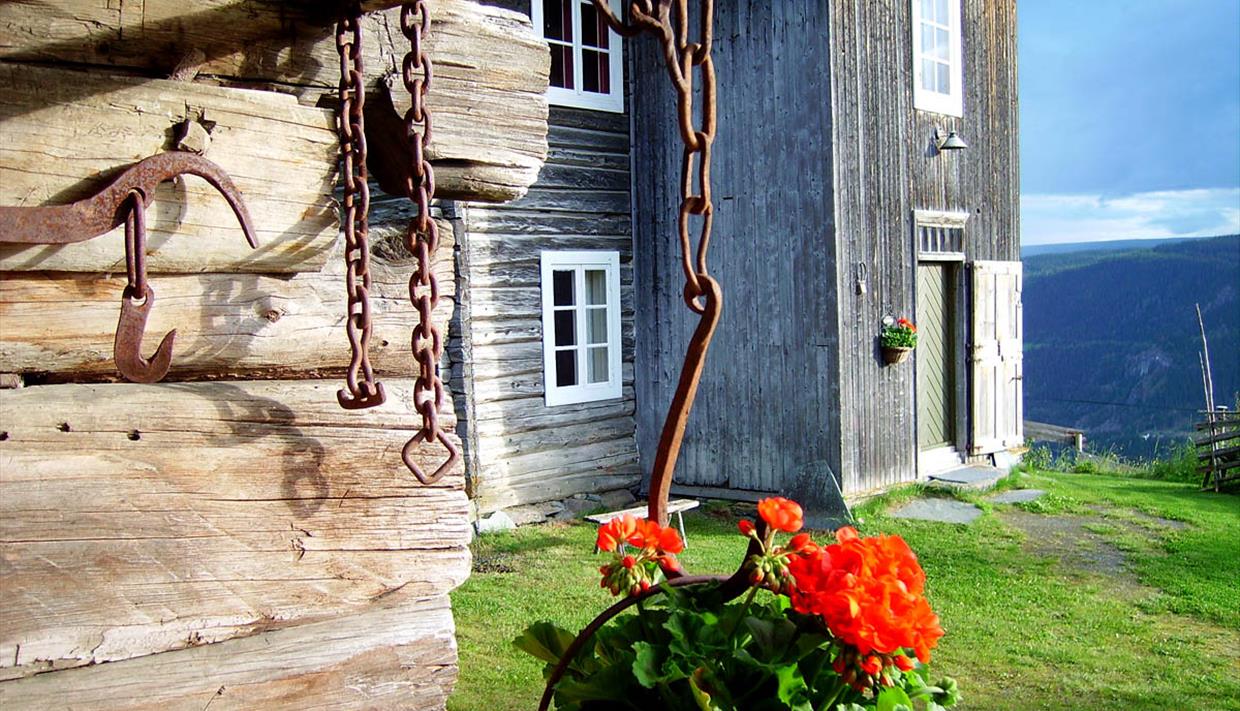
[{"left": 1021, "top": 188, "right": 1240, "bottom": 245}]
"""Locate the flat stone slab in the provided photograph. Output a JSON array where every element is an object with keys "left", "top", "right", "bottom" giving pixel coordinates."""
[
  {"left": 989, "top": 489, "right": 1047, "bottom": 504},
  {"left": 890, "top": 498, "right": 983, "bottom": 524},
  {"left": 927, "top": 466, "right": 1004, "bottom": 491}
]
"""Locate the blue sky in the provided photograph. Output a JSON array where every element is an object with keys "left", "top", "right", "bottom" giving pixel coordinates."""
[{"left": 1019, "top": 0, "right": 1240, "bottom": 245}]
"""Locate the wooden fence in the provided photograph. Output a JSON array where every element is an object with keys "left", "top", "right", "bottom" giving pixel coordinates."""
[
  {"left": 1197, "top": 410, "right": 1240, "bottom": 491},
  {"left": 1023, "top": 420, "right": 1085, "bottom": 452}
]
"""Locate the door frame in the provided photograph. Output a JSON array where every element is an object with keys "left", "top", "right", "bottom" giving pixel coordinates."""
[{"left": 912, "top": 210, "right": 971, "bottom": 477}]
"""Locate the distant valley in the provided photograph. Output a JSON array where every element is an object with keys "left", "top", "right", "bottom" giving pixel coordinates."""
[{"left": 1022, "top": 235, "right": 1240, "bottom": 459}]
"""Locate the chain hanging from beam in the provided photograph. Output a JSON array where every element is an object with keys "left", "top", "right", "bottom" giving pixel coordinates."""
[
  {"left": 335, "top": 4, "right": 387, "bottom": 410},
  {"left": 538, "top": 2, "right": 726, "bottom": 704},
  {"left": 592, "top": 0, "right": 721, "bottom": 529},
  {"left": 398, "top": 0, "right": 460, "bottom": 484},
  {"left": 334, "top": 2, "right": 457, "bottom": 482}
]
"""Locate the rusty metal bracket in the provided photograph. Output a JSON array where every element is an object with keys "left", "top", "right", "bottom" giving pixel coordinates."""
[
  {"left": 0, "top": 152, "right": 259, "bottom": 383},
  {"left": 0, "top": 152, "right": 257, "bottom": 248}
]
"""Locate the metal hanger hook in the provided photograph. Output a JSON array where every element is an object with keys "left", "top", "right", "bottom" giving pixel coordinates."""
[{"left": 114, "top": 192, "right": 176, "bottom": 384}]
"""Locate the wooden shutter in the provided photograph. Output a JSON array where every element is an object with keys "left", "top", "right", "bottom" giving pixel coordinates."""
[{"left": 971, "top": 261, "right": 1023, "bottom": 454}]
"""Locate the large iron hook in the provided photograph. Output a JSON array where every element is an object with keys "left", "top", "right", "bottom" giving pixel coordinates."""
[
  {"left": 0, "top": 152, "right": 257, "bottom": 247},
  {"left": 114, "top": 190, "right": 176, "bottom": 383},
  {"left": 0, "top": 152, "right": 260, "bottom": 383}
]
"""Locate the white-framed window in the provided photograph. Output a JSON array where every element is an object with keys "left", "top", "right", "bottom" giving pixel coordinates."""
[
  {"left": 911, "top": 0, "right": 963, "bottom": 117},
  {"left": 531, "top": 0, "right": 625, "bottom": 113},
  {"left": 540, "top": 251, "right": 623, "bottom": 406}
]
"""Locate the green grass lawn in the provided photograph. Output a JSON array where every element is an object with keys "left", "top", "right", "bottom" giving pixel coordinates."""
[{"left": 448, "top": 471, "right": 1240, "bottom": 710}]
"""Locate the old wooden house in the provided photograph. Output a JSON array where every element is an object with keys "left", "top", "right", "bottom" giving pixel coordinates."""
[
  {"left": 0, "top": 1, "right": 548, "bottom": 706},
  {"left": 459, "top": 0, "right": 1023, "bottom": 518}
]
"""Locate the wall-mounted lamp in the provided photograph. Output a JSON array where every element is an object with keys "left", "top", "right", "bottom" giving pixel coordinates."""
[{"left": 933, "top": 127, "right": 968, "bottom": 151}]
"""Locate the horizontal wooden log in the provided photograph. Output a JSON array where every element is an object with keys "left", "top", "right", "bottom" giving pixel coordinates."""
[
  {"left": 0, "top": 378, "right": 468, "bottom": 680},
  {"left": 367, "top": 2, "right": 550, "bottom": 202},
  {"left": 0, "top": 591, "right": 458, "bottom": 709},
  {"left": 0, "top": 217, "right": 455, "bottom": 381},
  {"left": 0, "top": 64, "right": 337, "bottom": 274},
  {"left": 0, "top": 0, "right": 550, "bottom": 203}
]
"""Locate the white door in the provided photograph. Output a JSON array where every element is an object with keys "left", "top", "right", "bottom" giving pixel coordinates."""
[{"left": 971, "top": 261, "right": 1023, "bottom": 454}]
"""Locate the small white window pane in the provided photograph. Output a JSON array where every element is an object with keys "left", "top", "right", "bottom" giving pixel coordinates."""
[
  {"left": 936, "top": 62, "right": 951, "bottom": 94},
  {"left": 587, "top": 346, "right": 609, "bottom": 384},
  {"left": 553, "top": 270, "right": 575, "bottom": 306},
  {"left": 921, "top": 0, "right": 935, "bottom": 22},
  {"left": 934, "top": 28, "right": 950, "bottom": 60},
  {"left": 934, "top": 0, "right": 948, "bottom": 24},
  {"left": 585, "top": 269, "right": 608, "bottom": 305},
  {"left": 555, "top": 349, "right": 578, "bottom": 387},
  {"left": 587, "top": 307, "right": 608, "bottom": 344},
  {"left": 921, "top": 59, "right": 937, "bottom": 91},
  {"left": 554, "top": 310, "right": 577, "bottom": 347}
]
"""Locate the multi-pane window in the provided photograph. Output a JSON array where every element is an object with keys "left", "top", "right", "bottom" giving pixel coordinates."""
[
  {"left": 532, "top": 0, "right": 624, "bottom": 112},
  {"left": 911, "top": 0, "right": 963, "bottom": 117},
  {"left": 914, "top": 209, "right": 969, "bottom": 262},
  {"left": 541, "top": 251, "right": 622, "bottom": 406}
]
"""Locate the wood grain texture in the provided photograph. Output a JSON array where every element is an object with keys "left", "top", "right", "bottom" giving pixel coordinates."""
[
  {"left": 0, "top": 592, "right": 459, "bottom": 709},
  {"left": 456, "top": 105, "right": 639, "bottom": 514},
  {"left": 0, "top": 378, "right": 469, "bottom": 681},
  {"left": 631, "top": 1, "right": 839, "bottom": 503},
  {"left": 0, "top": 0, "right": 550, "bottom": 203},
  {"left": 0, "top": 213, "right": 457, "bottom": 381},
  {"left": 0, "top": 64, "right": 339, "bottom": 274}
]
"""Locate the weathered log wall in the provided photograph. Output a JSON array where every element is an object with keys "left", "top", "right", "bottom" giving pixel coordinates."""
[
  {"left": 457, "top": 104, "right": 641, "bottom": 514},
  {"left": 0, "top": 1, "right": 550, "bottom": 707},
  {"left": 0, "top": 0, "right": 550, "bottom": 203}
]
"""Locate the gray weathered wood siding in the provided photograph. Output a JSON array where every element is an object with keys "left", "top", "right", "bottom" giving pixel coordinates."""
[
  {"left": 631, "top": 2, "right": 841, "bottom": 501},
  {"left": 455, "top": 102, "right": 640, "bottom": 514},
  {"left": 829, "top": 0, "right": 1020, "bottom": 492}
]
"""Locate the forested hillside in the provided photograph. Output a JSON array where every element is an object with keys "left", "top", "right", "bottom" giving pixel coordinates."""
[{"left": 1023, "top": 235, "right": 1240, "bottom": 458}]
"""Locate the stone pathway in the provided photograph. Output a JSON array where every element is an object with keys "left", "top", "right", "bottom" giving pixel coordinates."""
[
  {"left": 891, "top": 498, "right": 983, "bottom": 524},
  {"left": 890, "top": 487, "right": 1047, "bottom": 524}
]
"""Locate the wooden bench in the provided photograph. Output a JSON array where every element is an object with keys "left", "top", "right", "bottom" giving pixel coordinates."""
[{"left": 586, "top": 499, "right": 700, "bottom": 551}]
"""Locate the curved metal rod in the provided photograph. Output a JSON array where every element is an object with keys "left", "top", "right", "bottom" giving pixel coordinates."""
[
  {"left": 647, "top": 275, "right": 722, "bottom": 526},
  {"left": 0, "top": 152, "right": 258, "bottom": 248}
]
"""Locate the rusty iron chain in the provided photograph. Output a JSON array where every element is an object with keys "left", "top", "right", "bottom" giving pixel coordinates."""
[
  {"left": 398, "top": 0, "right": 460, "bottom": 484},
  {"left": 335, "top": 5, "right": 387, "bottom": 410},
  {"left": 590, "top": 0, "right": 720, "bottom": 529}
]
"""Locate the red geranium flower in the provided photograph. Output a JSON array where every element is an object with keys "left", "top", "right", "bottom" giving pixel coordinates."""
[
  {"left": 787, "top": 526, "right": 944, "bottom": 664},
  {"left": 757, "top": 497, "right": 804, "bottom": 533}
]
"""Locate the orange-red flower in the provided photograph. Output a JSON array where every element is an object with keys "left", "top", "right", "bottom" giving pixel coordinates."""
[
  {"left": 861, "top": 655, "right": 882, "bottom": 676},
  {"left": 595, "top": 515, "right": 685, "bottom": 596},
  {"left": 787, "top": 526, "right": 944, "bottom": 665},
  {"left": 788, "top": 532, "right": 817, "bottom": 555},
  {"left": 596, "top": 514, "right": 640, "bottom": 552},
  {"left": 757, "top": 497, "right": 804, "bottom": 533},
  {"left": 896, "top": 318, "right": 917, "bottom": 333}
]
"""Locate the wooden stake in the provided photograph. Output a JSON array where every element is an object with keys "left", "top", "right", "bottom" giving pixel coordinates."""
[{"left": 1196, "top": 304, "right": 1216, "bottom": 412}]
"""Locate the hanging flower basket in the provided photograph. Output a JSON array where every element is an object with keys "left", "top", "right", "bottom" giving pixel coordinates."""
[
  {"left": 882, "top": 345, "right": 914, "bottom": 365},
  {"left": 880, "top": 318, "right": 918, "bottom": 366}
]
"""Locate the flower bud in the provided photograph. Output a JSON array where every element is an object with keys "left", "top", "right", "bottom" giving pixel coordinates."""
[
  {"left": 738, "top": 519, "right": 756, "bottom": 536},
  {"left": 621, "top": 555, "right": 636, "bottom": 570}
]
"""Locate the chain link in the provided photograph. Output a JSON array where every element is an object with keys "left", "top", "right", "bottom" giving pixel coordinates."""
[
  {"left": 399, "top": 0, "right": 460, "bottom": 484},
  {"left": 335, "top": 5, "right": 387, "bottom": 410}
]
